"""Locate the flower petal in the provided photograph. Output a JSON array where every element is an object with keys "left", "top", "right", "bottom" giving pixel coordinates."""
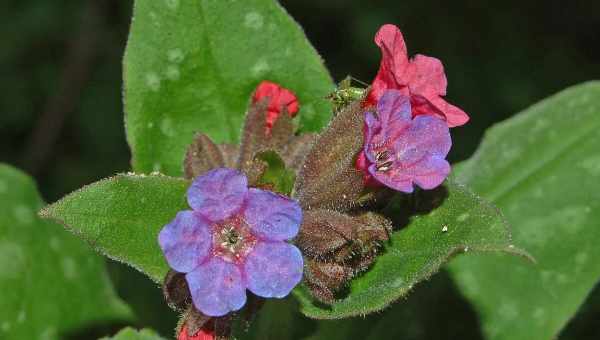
[
  {"left": 187, "top": 168, "right": 248, "bottom": 222},
  {"left": 428, "top": 96, "right": 470, "bottom": 128},
  {"left": 186, "top": 257, "right": 247, "bottom": 317},
  {"left": 363, "top": 111, "right": 382, "bottom": 163},
  {"left": 244, "top": 242, "right": 303, "bottom": 298},
  {"left": 376, "top": 89, "right": 412, "bottom": 133},
  {"left": 369, "top": 154, "right": 450, "bottom": 193},
  {"left": 368, "top": 163, "right": 414, "bottom": 193},
  {"left": 411, "top": 156, "right": 451, "bottom": 190},
  {"left": 365, "top": 24, "right": 410, "bottom": 106},
  {"left": 406, "top": 54, "right": 447, "bottom": 97},
  {"left": 394, "top": 114, "right": 452, "bottom": 165},
  {"left": 364, "top": 90, "right": 413, "bottom": 163},
  {"left": 158, "top": 210, "right": 212, "bottom": 273},
  {"left": 243, "top": 188, "right": 302, "bottom": 241}
]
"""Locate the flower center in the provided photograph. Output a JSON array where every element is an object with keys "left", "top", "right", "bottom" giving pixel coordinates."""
[
  {"left": 375, "top": 150, "right": 393, "bottom": 172},
  {"left": 212, "top": 216, "right": 257, "bottom": 263}
]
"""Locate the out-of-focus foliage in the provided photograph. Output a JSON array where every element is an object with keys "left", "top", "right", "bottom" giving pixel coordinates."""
[
  {"left": 449, "top": 82, "right": 600, "bottom": 340},
  {"left": 0, "top": 164, "right": 132, "bottom": 339}
]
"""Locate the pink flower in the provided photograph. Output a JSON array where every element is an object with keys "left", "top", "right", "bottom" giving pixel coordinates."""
[
  {"left": 356, "top": 90, "right": 451, "bottom": 192},
  {"left": 365, "top": 24, "right": 469, "bottom": 128},
  {"left": 252, "top": 81, "right": 299, "bottom": 134}
]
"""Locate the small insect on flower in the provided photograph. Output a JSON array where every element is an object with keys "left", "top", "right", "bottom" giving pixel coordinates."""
[
  {"left": 158, "top": 168, "right": 304, "bottom": 317},
  {"left": 327, "top": 76, "right": 367, "bottom": 114}
]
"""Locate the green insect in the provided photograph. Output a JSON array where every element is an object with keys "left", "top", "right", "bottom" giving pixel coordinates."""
[{"left": 327, "top": 76, "right": 368, "bottom": 114}]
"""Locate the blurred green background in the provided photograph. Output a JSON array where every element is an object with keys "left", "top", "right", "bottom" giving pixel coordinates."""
[{"left": 1, "top": 0, "right": 599, "bottom": 338}]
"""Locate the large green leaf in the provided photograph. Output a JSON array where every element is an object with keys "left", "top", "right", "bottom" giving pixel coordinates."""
[
  {"left": 294, "top": 181, "right": 527, "bottom": 319},
  {"left": 124, "top": 0, "right": 334, "bottom": 176},
  {"left": 448, "top": 81, "right": 600, "bottom": 340},
  {"left": 0, "top": 164, "right": 132, "bottom": 339},
  {"left": 40, "top": 174, "right": 189, "bottom": 283}
]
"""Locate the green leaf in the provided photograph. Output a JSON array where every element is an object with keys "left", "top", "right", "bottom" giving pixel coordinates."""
[
  {"left": 124, "top": 0, "right": 334, "bottom": 176},
  {"left": 0, "top": 164, "right": 132, "bottom": 339},
  {"left": 236, "top": 273, "right": 488, "bottom": 340},
  {"left": 448, "top": 82, "right": 600, "bottom": 340},
  {"left": 294, "top": 181, "right": 527, "bottom": 319},
  {"left": 40, "top": 174, "right": 190, "bottom": 283},
  {"left": 100, "top": 327, "right": 165, "bottom": 340},
  {"left": 302, "top": 272, "right": 485, "bottom": 340},
  {"left": 255, "top": 150, "right": 296, "bottom": 195}
]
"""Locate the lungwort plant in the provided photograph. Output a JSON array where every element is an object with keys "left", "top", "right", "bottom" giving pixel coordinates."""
[{"left": 3, "top": 1, "right": 599, "bottom": 339}]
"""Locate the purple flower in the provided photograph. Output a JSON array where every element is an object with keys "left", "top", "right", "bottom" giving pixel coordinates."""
[
  {"left": 356, "top": 89, "right": 451, "bottom": 193},
  {"left": 158, "top": 168, "right": 304, "bottom": 317}
]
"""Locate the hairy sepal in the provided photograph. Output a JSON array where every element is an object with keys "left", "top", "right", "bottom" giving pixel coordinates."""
[{"left": 293, "top": 100, "right": 366, "bottom": 211}]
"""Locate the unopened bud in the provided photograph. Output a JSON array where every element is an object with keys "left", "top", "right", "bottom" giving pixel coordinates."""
[
  {"left": 295, "top": 209, "right": 354, "bottom": 258},
  {"left": 177, "top": 308, "right": 231, "bottom": 340},
  {"left": 184, "top": 133, "right": 225, "bottom": 179},
  {"left": 293, "top": 100, "right": 368, "bottom": 212},
  {"left": 297, "top": 210, "right": 392, "bottom": 303}
]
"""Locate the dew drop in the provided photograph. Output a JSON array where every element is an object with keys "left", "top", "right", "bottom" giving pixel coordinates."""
[
  {"left": 244, "top": 12, "right": 264, "bottom": 29},
  {"left": 167, "top": 48, "right": 184, "bottom": 63},
  {"left": 49, "top": 237, "right": 61, "bottom": 251},
  {"left": 61, "top": 257, "right": 77, "bottom": 280},
  {"left": 0, "top": 242, "right": 25, "bottom": 279},
  {"left": 456, "top": 213, "right": 469, "bottom": 222},
  {"left": 165, "top": 66, "right": 180, "bottom": 80},
  {"left": 251, "top": 59, "right": 270, "bottom": 76},
  {"left": 165, "top": 0, "right": 179, "bottom": 10},
  {"left": 13, "top": 205, "right": 34, "bottom": 225},
  {"left": 17, "top": 310, "right": 26, "bottom": 323},
  {"left": 160, "top": 118, "right": 175, "bottom": 137},
  {"left": 145, "top": 72, "right": 161, "bottom": 92}
]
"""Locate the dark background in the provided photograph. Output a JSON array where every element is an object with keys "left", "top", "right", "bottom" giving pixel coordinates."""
[{"left": 1, "top": 0, "right": 599, "bottom": 338}]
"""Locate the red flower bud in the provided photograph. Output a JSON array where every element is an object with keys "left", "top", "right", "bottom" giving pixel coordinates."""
[
  {"left": 178, "top": 321, "right": 215, "bottom": 340},
  {"left": 252, "top": 81, "right": 299, "bottom": 134}
]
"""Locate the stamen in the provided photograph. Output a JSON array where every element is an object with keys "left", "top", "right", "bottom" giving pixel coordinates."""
[{"left": 375, "top": 151, "right": 393, "bottom": 172}]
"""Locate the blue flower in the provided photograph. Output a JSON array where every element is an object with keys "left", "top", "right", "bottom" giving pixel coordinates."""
[
  {"left": 356, "top": 89, "right": 452, "bottom": 193},
  {"left": 159, "top": 168, "right": 303, "bottom": 316}
]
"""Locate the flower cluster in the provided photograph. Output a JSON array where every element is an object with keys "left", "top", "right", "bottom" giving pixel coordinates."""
[
  {"left": 355, "top": 24, "right": 466, "bottom": 193},
  {"left": 158, "top": 23, "right": 468, "bottom": 336}
]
